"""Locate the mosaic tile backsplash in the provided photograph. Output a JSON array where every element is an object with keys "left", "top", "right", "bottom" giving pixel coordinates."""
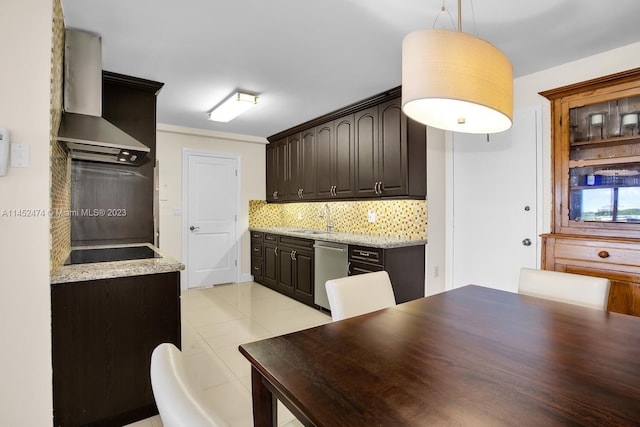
[
  {"left": 50, "top": 0, "right": 71, "bottom": 270},
  {"left": 249, "top": 200, "right": 427, "bottom": 240}
]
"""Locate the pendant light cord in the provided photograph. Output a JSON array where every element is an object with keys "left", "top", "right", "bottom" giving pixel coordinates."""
[
  {"left": 469, "top": 0, "right": 478, "bottom": 36},
  {"left": 432, "top": 0, "right": 456, "bottom": 30},
  {"left": 434, "top": 0, "right": 477, "bottom": 35}
]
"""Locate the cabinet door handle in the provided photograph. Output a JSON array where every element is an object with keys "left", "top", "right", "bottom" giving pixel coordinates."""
[
  {"left": 274, "top": 246, "right": 278, "bottom": 256},
  {"left": 598, "top": 250, "right": 610, "bottom": 259},
  {"left": 378, "top": 181, "right": 383, "bottom": 194},
  {"left": 348, "top": 261, "right": 351, "bottom": 275},
  {"left": 291, "top": 250, "right": 297, "bottom": 261}
]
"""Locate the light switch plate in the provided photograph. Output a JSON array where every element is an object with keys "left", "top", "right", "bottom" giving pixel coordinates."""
[{"left": 10, "top": 143, "right": 29, "bottom": 168}]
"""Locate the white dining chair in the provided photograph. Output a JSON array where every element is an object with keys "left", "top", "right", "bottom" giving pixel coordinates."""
[
  {"left": 518, "top": 267, "right": 610, "bottom": 310},
  {"left": 325, "top": 271, "right": 396, "bottom": 321},
  {"left": 150, "top": 343, "right": 229, "bottom": 427}
]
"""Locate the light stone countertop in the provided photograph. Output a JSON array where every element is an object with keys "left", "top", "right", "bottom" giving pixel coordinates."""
[
  {"left": 50, "top": 243, "right": 184, "bottom": 285},
  {"left": 249, "top": 227, "right": 427, "bottom": 249}
]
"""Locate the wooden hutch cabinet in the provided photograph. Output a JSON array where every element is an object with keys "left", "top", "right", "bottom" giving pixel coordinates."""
[{"left": 540, "top": 68, "right": 640, "bottom": 316}]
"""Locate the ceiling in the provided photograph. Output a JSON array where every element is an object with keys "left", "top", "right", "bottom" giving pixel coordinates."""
[{"left": 61, "top": 0, "right": 640, "bottom": 139}]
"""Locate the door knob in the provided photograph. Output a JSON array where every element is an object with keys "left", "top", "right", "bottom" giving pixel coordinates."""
[
  {"left": 190, "top": 226, "right": 200, "bottom": 231},
  {"left": 522, "top": 238, "right": 532, "bottom": 246}
]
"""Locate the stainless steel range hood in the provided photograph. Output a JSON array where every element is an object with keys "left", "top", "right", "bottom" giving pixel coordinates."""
[{"left": 58, "top": 29, "right": 150, "bottom": 166}]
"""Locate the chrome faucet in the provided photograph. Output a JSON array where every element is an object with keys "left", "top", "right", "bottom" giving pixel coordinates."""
[{"left": 324, "top": 203, "right": 334, "bottom": 232}]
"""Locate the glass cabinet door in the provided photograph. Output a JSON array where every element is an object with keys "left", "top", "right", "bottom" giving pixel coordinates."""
[{"left": 568, "top": 95, "right": 640, "bottom": 224}]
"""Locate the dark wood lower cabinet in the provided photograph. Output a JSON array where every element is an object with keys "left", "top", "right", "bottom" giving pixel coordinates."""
[
  {"left": 275, "top": 236, "right": 315, "bottom": 306},
  {"left": 263, "top": 242, "right": 279, "bottom": 290},
  {"left": 252, "top": 233, "right": 315, "bottom": 307},
  {"left": 251, "top": 231, "right": 425, "bottom": 308},
  {"left": 51, "top": 272, "right": 181, "bottom": 427},
  {"left": 349, "top": 244, "right": 425, "bottom": 304},
  {"left": 292, "top": 249, "right": 314, "bottom": 306}
]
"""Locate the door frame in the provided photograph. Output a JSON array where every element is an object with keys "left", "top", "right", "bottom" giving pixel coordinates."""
[{"left": 181, "top": 149, "right": 241, "bottom": 291}]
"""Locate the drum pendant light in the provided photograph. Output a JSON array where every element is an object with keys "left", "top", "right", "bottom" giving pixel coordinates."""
[{"left": 401, "top": 0, "right": 513, "bottom": 134}]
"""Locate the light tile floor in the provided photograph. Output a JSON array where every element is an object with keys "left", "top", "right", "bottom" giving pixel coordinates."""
[{"left": 125, "top": 281, "right": 332, "bottom": 427}]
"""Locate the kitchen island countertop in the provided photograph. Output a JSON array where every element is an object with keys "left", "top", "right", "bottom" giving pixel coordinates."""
[
  {"left": 249, "top": 227, "right": 427, "bottom": 249},
  {"left": 51, "top": 243, "right": 184, "bottom": 284}
]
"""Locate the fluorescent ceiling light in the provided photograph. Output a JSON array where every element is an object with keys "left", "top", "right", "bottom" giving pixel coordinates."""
[{"left": 208, "top": 91, "right": 258, "bottom": 122}]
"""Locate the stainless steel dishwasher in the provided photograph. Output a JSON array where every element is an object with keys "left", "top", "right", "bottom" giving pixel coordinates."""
[{"left": 314, "top": 240, "right": 348, "bottom": 310}]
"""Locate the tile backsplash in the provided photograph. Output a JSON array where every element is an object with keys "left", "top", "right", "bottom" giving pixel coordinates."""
[
  {"left": 50, "top": 0, "right": 71, "bottom": 270},
  {"left": 249, "top": 199, "right": 427, "bottom": 240}
]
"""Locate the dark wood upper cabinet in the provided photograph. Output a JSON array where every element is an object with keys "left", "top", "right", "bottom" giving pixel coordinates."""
[
  {"left": 285, "top": 129, "right": 317, "bottom": 200},
  {"left": 300, "top": 128, "right": 317, "bottom": 199},
  {"left": 378, "top": 99, "right": 409, "bottom": 196},
  {"left": 266, "top": 87, "right": 426, "bottom": 202},
  {"left": 354, "top": 106, "right": 379, "bottom": 197},
  {"left": 286, "top": 133, "right": 302, "bottom": 200},
  {"left": 333, "top": 115, "right": 355, "bottom": 198},
  {"left": 316, "top": 121, "right": 334, "bottom": 199},
  {"left": 266, "top": 137, "right": 287, "bottom": 202},
  {"left": 265, "top": 140, "right": 277, "bottom": 202}
]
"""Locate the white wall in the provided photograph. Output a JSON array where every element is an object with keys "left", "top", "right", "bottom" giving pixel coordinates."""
[
  {"left": 156, "top": 125, "right": 267, "bottom": 285},
  {"left": 0, "top": 0, "right": 53, "bottom": 425},
  {"left": 425, "top": 126, "right": 447, "bottom": 296}
]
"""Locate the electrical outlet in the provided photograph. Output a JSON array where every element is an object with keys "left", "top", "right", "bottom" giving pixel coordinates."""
[
  {"left": 297, "top": 212, "right": 302, "bottom": 220},
  {"left": 367, "top": 210, "right": 376, "bottom": 223}
]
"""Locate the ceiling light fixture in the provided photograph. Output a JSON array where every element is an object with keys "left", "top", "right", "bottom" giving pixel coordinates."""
[
  {"left": 401, "top": 0, "right": 513, "bottom": 134},
  {"left": 208, "top": 91, "right": 258, "bottom": 122}
]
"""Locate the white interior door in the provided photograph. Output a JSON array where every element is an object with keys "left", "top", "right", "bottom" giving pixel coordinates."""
[
  {"left": 185, "top": 152, "right": 239, "bottom": 288},
  {"left": 451, "top": 107, "right": 541, "bottom": 293}
]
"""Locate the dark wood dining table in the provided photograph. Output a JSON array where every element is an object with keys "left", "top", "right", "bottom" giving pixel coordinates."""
[{"left": 238, "top": 285, "right": 640, "bottom": 426}]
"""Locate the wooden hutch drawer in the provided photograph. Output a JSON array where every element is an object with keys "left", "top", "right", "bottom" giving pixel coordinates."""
[{"left": 552, "top": 238, "right": 640, "bottom": 275}]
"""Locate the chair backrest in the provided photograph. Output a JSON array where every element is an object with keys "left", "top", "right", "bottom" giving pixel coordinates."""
[
  {"left": 150, "top": 343, "right": 228, "bottom": 427},
  {"left": 518, "top": 267, "right": 610, "bottom": 310},
  {"left": 325, "top": 271, "right": 396, "bottom": 321}
]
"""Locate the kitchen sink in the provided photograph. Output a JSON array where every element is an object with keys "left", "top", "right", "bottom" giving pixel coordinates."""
[{"left": 293, "top": 229, "right": 329, "bottom": 235}]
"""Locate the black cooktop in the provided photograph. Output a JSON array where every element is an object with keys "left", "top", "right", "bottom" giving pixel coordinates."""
[{"left": 64, "top": 246, "right": 161, "bottom": 265}]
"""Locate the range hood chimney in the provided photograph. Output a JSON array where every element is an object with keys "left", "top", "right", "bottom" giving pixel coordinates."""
[{"left": 58, "top": 29, "right": 150, "bottom": 166}]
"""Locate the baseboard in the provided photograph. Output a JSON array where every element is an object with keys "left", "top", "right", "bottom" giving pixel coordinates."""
[{"left": 239, "top": 273, "right": 254, "bottom": 283}]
